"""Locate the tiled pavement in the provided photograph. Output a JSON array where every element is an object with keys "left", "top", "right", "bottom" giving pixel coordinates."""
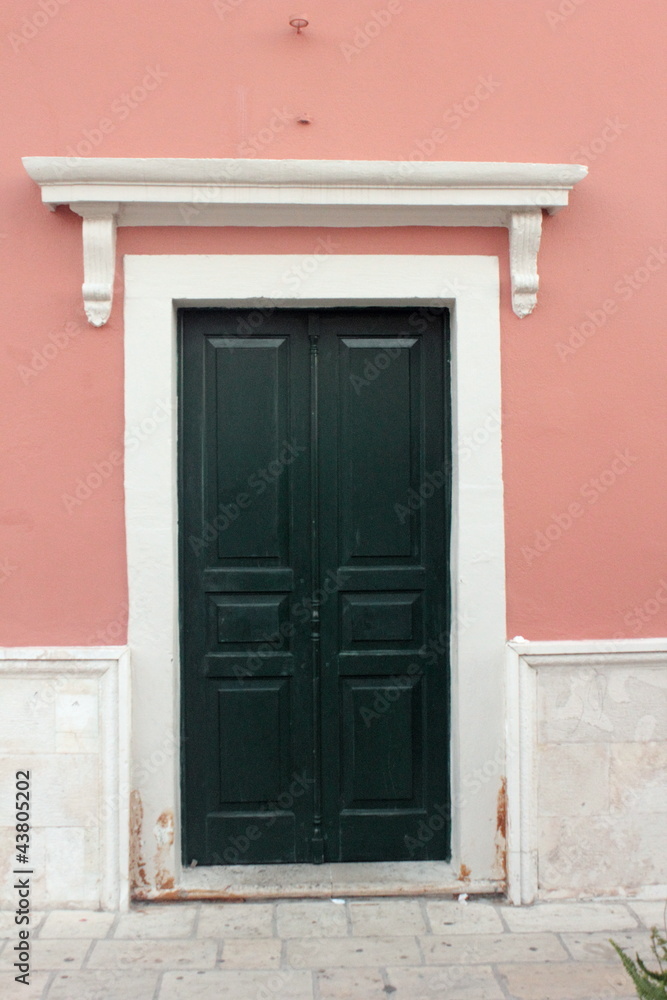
[{"left": 1, "top": 897, "right": 666, "bottom": 999}]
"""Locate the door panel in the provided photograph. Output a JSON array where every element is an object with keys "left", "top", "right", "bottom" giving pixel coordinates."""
[
  {"left": 318, "top": 310, "right": 449, "bottom": 861},
  {"left": 213, "top": 336, "right": 290, "bottom": 560},
  {"left": 179, "top": 307, "right": 450, "bottom": 865},
  {"left": 337, "top": 336, "right": 418, "bottom": 561},
  {"left": 180, "top": 310, "right": 313, "bottom": 865}
]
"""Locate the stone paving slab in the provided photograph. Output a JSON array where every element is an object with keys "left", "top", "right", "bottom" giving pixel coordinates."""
[
  {"left": 386, "top": 963, "right": 504, "bottom": 999},
  {"left": 426, "top": 898, "right": 506, "bottom": 933},
  {"left": 114, "top": 904, "right": 198, "bottom": 939},
  {"left": 496, "top": 960, "right": 634, "bottom": 999},
  {"left": 316, "top": 967, "right": 387, "bottom": 998},
  {"left": 197, "top": 901, "right": 274, "bottom": 938},
  {"left": 160, "top": 968, "right": 314, "bottom": 999},
  {"left": 38, "top": 910, "right": 115, "bottom": 938},
  {"left": 48, "top": 969, "right": 161, "bottom": 999},
  {"left": 0, "top": 911, "right": 45, "bottom": 937},
  {"left": 0, "top": 936, "right": 89, "bottom": 970},
  {"left": 2, "top": 970, "right": 50, "bottom": 1000},
  {"left": 87, "top": 937, "right": 218, "bottom": 970},
  {"left": 628, "top": 898, "right": 667, "bottom": 928},
  {"left": 218, "top": 936, "right": 282, "bottom": 968},
  {"left": 561, "top": 928, "right": 656, "bottom": 963},
  {"left": 348, "top": 898, "right": 427, "bottom": 935},
  {"left": 277, "top": 898, "right": 348, "bottom": 937},
  {"left": 286, "top": 934, "right": 422, "bottom": 967},
  {"left": 502, "top": 901, "right": 640, "bottom": 933},
  {"left": 420, "top": 931, "right": 568, "bottom": 964},
  {"left": 0, "top": 897, "right": 665, "bottom": 998}
]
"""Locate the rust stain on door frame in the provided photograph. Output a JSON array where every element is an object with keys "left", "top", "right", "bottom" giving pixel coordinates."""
[
  {"left": 129, "top": 790, "right": 149, "bottom": 891},
  {"left": 495, "top": 776, "right": 507, "bottom": 882}
]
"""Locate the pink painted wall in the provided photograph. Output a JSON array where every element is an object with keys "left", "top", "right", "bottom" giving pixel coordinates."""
[{"left": 1, "top": 0, "right": 665, "bottom": 644}]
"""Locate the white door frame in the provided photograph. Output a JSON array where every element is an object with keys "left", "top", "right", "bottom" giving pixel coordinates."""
[{"left": 124, "top": 253, "right": 506, "bottom": 898}]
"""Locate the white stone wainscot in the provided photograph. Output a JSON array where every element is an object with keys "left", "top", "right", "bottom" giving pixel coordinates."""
[
  {"left": 506, "top": 639, "right": 667, "bottom": 904},
  {"left": 0, "top": 647, "right": 130, "bottom": 910}
]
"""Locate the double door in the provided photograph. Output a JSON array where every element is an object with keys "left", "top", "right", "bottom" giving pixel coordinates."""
[{"left": 179, "top": 307, "right": 450, "bottom": 865}]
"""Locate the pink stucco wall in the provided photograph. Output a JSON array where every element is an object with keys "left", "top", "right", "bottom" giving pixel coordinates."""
[{"left": 1, "top": 0, "right": 665, "bottom": 644}]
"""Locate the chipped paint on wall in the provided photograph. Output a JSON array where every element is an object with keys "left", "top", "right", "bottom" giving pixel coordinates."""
[
  {"left": 154, "top": 809, "right": 175, "bottom": 891},
  {"left": 129, "top": 790, "right": 149, "bottom": 891},
  {"left": 495, "top": 776, "right": 508, "bottom": 882}
]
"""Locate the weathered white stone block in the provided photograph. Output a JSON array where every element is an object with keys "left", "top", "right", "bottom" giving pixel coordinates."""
[
  {"left": 44, "top": 827, "right": 100, "bottom": 907},
  {"left": 538, "top": 666, "right": 667, "bottom": 744},
  {"left": 609, "top": 742, "right": 667, "bottom": 813},
  {"left": 55, "top": 691, "right": 99, "bottom": 754},
  {"left": 538, "top": 814, "right": 667, "bottom": 892},
  {"left": 0, "top": 648, "right": 129, "bottom": 910},
  {"left": 0, "top": 677, "right": 56, "bottom": 753},
  {"left": 509, "top": 642, "right": 667, "bottom": 903},
  {"left": 537, "top": 743, "right": 609, "bottom": 817}
]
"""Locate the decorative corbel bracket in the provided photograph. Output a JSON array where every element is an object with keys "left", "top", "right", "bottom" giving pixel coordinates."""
[
  {"left": 71, "top": 203, "right": 118, "bottom": 327},
  {"left": 508, "top": 208, "right": 543, "bottom": 319},
  {"left": 22, "top": 157, "right": 587, "bottom": 326}
]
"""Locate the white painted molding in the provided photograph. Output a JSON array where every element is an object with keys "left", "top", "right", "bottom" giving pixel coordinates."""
[
  {"left": 506, "top": 638, "right": 667, "bottom": 905},
  {"left": 22, "top": 157, "right": 587, "bottom": 324},
  {"left": 0, "top": 646, "right": 131, "bottom": 910},
  {"left": 508, "top": 209, "right": 543, "bottom": 319},
  {"left": 124, "top": 254, "right": 506, "bottom": 897},
  {"left": 75, "top": 203, "right": 118, "bottom": 327}
]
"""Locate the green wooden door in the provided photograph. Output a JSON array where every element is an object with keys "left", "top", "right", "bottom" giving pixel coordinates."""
[{"left": 179, "top": 307, "right": 450, "bottom": 866}]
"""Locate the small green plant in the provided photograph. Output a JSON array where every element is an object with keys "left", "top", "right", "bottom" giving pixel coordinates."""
[{"left": 611, "top": 927, "right": 667, "bottom": 999}]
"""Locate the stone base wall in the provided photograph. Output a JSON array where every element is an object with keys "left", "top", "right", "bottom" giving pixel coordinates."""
[
  {"left": 537, "top": 662, "right": 667, "bottom": 896},
  {"left": 0, "top": 648, "right": 129, "bottom": 910},
  {"left": 508, "top": 640, "right": 667, "bottom": 903},
  {"left": 3, "top": 642, "right": 666, "bottom": 909}
]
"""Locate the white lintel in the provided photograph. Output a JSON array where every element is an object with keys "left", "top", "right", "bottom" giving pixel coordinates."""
[{"left": 22, "top": 157, "right": 587, "bottom": 325}]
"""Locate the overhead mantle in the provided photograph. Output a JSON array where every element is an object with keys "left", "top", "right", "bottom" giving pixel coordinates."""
[{"left": 22, "top": 157, "right": 587, "bottom": 326}]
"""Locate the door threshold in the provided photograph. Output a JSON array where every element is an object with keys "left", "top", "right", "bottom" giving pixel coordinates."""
[{"left": 134, "top": 863, "right": 504, "bottom": 901}]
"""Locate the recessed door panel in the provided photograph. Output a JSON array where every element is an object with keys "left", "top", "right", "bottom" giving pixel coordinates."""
[{"left": 212, "top": 336, "right": 290, "bottom": 561}]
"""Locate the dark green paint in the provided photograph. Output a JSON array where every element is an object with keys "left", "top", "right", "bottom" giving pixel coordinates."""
[{"left": 179, "top": 308, "right": 451, "bottom": 865}]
